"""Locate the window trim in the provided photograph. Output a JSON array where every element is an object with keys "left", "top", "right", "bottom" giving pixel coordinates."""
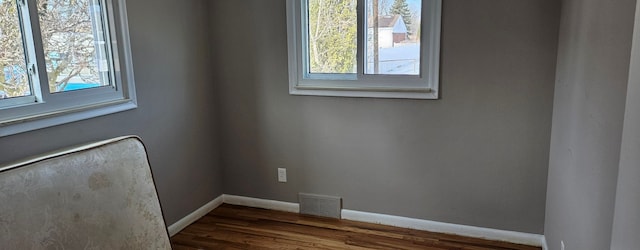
[
  {"left": 286, "top": 0, "right": 442, "bottom": 99},
  {"left": 0, "top": 0, "right": 137, "bottom": 137}
]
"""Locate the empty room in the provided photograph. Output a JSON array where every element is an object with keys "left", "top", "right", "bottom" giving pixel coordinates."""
[{"left": 1, "top": 0, "right": 639, "bottom": 249}]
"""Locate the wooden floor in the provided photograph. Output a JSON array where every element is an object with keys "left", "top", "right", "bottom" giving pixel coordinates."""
[{"left": 171, "top": 204, "right": 540, "bottom": 250}]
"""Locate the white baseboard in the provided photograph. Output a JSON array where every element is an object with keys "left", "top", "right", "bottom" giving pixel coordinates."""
[
  {"left": 222, "top": 194, "right": 299, "bottom": 213},
  {"left": 169, "top": 194, "right": 545, "bottom": 248},
  {"left": 167, "top": 195, "right": 224, "bottom": 236},
  {"left": 541, "top": 236, "right": 549, "bottom": 250},
  {"left": 341, "top": 209, "right": 544, "bottom": 247}
]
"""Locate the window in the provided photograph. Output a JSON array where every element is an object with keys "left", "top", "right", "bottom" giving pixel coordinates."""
[
  {"left": 287, "top": 0, "right": 441, "bottom": 99},
  {"left": 0, "top": 0, "right": 136, "bottom": 136}
]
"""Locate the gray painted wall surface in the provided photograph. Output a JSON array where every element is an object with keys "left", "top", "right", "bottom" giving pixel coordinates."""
[
  {"left": 544, "top": 0, "right": 636, "bottom": 249},
  {"left": 611, "top": 1, "right": 640, "bottom": 248},
  {"left": 211, "top": 0, "right": 559, "bottom": 233},
  {"left": 0, "top": 0, "right": 221, "bottom": 225}
]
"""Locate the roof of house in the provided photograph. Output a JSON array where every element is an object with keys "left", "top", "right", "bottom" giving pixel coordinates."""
[{"left": 369, "top": 15, "right": 402, "bottom": 28}]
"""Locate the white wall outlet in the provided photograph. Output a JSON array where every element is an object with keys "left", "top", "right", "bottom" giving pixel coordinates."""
[
  {"left": 277, "top": 168, "right": 287, "bottom": 182},
  {"left": 561, "top": 240, "right": 565, "bottom": 250}
]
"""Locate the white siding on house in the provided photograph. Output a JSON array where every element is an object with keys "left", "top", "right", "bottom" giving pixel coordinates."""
[
  {"left": 380, "top": 28, "right": 394, "bottom": 48},
  {"left": 367, "top": 15, "right": 409, "bottom": 48}
]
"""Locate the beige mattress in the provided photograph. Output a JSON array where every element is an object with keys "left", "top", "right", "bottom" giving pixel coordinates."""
[{"left": 0, "top": 136, "right": 171, "bottom": 249}]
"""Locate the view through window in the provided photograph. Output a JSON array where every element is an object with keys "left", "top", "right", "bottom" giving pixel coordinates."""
[
  {"left": 0, "top": 0, "right": 31, "bottom": 99},
  {"left": 306, "top": 0, "right": 422, "bottom": 76},
  {"left": 366, "top": 0, "right": 421, "bottom": 75},
  {"left": 307, "top": 0, "right": 357, "bottom": 74},
  {"left": 38, "top": 0, "right": 112, "bottom": 93}
]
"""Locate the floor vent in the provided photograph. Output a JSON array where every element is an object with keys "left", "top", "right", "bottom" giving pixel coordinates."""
[{"left": 298, "top": 193, "right": 342, "bottom": 219}]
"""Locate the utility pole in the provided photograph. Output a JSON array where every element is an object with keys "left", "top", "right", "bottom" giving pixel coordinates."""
[{"left": 373, "top": 0, "right": 379, "bottom": 74}]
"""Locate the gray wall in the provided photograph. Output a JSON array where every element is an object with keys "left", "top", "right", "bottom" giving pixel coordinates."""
[
  {"left": 611, "top": 1, "right": 640, "bottom": 248},
  {"left": 0, "top": 0, "right": 221, "bottom": 226},
  {"left": 544, "top": 0, "right": 636, "bottom": 249},
  {"left": 211, "top": 0, "right": 559, "bottom": 234}
]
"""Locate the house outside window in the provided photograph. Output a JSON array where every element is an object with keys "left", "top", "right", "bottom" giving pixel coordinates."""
[
  {"left": 0, "top": 0, "right": 136, "bottom": 136},
  {"left": 287, "top": 0, "right": 441, "bottom": 99},
  {"left": 369, "top": 15, "right": 408, "bottom": 49}
]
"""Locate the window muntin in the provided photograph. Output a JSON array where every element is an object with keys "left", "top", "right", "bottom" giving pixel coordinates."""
[
  {"left": 288, "top": 0, "right": 441, "bottom": 99},
  {"left": 0, "top": 0, "right": 136, "bottom": 136}
]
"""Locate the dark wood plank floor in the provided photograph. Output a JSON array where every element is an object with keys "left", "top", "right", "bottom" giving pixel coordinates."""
[{"left": 171, "top": 204, "right": 541, "bottom": 250}]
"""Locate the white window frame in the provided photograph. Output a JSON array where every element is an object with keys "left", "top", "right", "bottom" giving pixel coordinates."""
[
  {"left": 0, "top": 0, "right": 137, "bottom": 137},
  {"left": 286, "top": 0, "right": 441, "bottom": 99}
]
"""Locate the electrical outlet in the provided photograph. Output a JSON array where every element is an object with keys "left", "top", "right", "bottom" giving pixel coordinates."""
[
  {"left": 561, "top": 240, "right": 565, "bottom": 250},
  {"left": 278, "top": 168, "right": 287, "bottom": 182}
]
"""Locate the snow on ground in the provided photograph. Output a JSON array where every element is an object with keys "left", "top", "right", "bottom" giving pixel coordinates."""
[{"left": 366, "top": 43, "right": 420, "bottom": 75}]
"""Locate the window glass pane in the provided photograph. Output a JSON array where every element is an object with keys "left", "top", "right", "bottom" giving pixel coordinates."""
[
  {"left": 38, "top": 0, "right": 111, "bottom": 93},
  {"left": 366, "top": 0, "right": 421, "bottom": 75},
  {"left": 0, "top": 0, "right": 31, "bottom": 99},
  {"left": 307, "top": 0, "right": 357, "bottom": 74}
]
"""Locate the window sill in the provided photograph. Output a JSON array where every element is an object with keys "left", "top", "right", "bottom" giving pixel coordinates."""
[
  {"left": 290, "top": 85, "right": 439, "bottom": 99},
  {"left": 0, "top": 99, "right": 137, "bottom": 137}
]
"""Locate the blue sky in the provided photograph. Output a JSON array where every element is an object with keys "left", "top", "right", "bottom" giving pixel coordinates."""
[
  {"left": 387, "top": 0, "right": 421, "bottom": 13},
  {"left": 407, "top": 0, "right": 421, "bottom": 7},
  {"left": 407, "top": 0, "right": 421, "bottom": 11},
  {"left": 377, "top": 0, "right": 422, "bottom": 15}
]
